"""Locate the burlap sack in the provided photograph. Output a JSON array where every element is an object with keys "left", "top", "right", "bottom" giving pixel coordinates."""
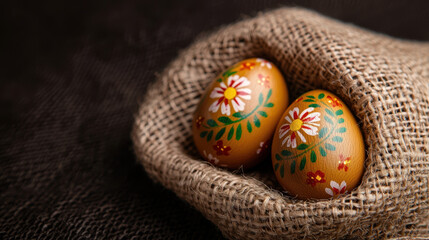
[{"left": 132, "top": 8, "right": 429, "bottom": 239}]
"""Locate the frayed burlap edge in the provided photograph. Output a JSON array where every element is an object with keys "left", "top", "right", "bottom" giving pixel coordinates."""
[{"left": 132, "top": 7, "right": 429, "bottom": 240}]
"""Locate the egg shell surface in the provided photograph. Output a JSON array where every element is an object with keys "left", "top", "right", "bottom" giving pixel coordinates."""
[
  {"left": 271, "top": 89, "right": 365, "bottom": 199},
  {"left": 192, "top": 58, "right": 289, "bottom": 169}
]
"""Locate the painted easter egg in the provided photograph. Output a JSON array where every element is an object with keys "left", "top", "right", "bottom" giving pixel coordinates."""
[
  {"left": 192, "top": 58, "right": 289, "bottom": 169},
  {"left": 271, "top": 89, "right": 365, "bottom": 199}
]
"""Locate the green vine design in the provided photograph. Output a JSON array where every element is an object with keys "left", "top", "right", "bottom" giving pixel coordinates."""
[
  {"left": 199, "top": 89, "right": 274, "bottom": 142},
  {"left": 274, "top": 93, "right": 346, "bottom": 177}
]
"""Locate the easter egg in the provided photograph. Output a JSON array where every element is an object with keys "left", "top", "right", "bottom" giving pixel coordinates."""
[
  {"left": 271, "top": 89, "right": 365, "bottom": 199},
  {"left": 192, "top": 58, "right": 289, "bottom": 169}
]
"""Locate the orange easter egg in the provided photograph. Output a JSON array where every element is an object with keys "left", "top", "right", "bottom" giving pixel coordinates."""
[
  {"left": 271, "top": 89, "right": 365, "bottom": 199},
  {"left": 192, "top": 58, "right": 289, "bottom": 169}
]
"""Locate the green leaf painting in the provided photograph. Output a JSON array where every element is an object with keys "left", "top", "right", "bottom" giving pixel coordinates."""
[
  {"left": 310, "top": 150, "right": 317, "bottom": 162},
  {"left": 281, "top": 150, "right": 292, "bottom": 156},
  {"left": 324, "top": 116, "right": 333, "bottom": 125},
  {"left": 254, "top": 115, "right": 261, "bottom": 128},
  {"left": 290, "top": 160, "right": 296, "bottom": 174},
  {"left": 266, "top": 89, "right": 272, "bottom": 102},
  {"left": 309, "top": 104, "right": 321, "bottom": 108},
  {"left": 280, "top": 164, "right": 285, "bottom": 178},
  {"left": 299, "top": 156, "right": 306, "bottom": 170},
  {"left": 319, "top": 127, "right": 328, "bottom": 138},
  {"left": 297, "top": 144, "right": 308, "bottom": 150},
  {"left": 227, "top": 127, "right": 234, "bottom": 140},
  {"left": 319, "top": 146, "right": 327, "bottom": 157},
  {"left": 207, "top": 119, "right": 218, "bottom": 127},
  {"left": 325, "top": 143, "right": 336, "bottom": 151},
  {"left": 232, "top": 112, "right": 245, "bottom": 118},
  {"left": 236, "top": 124, "right": 242, "bottom": 140},
  {"left": 325, "top": 108, "right": 335, "bottom": 117},
  {"left": 218, "top": 117, "right": 233, "bottom": 124},
  {"left": 215, "top": 127, "right": 226, "bottom": 140},
  {"left": 258, "top": 111, "right": 268, "bottom": 118},
  {"left": 207, "top": 131, "right": 213, "bottom": 142},
  {"left": 247, "top": 120, "right": 252, "bottom": 133},
  {"left": 332, "top": 136, "right": 343, "bottom": 142},
  {"left": 337, "top": 127, "right": 347, "bottom": 133}
]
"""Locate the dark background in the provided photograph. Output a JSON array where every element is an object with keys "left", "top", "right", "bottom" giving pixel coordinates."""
[{"left": 1, "top": 0, "right": 428, "bottom": 239}]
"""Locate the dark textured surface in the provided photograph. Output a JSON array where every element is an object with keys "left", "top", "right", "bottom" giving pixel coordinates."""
[{"left": 1, "top": 0, "right": 428, "bottom": 239}]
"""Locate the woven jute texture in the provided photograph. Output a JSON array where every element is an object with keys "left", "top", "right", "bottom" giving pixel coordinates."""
[{"left": 132, "top": 8, "right": 429, "bottom": 240}]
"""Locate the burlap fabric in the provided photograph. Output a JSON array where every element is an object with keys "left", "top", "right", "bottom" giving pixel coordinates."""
[{"left": 132, "top": 8, "right": 429, "bottom": 239}]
